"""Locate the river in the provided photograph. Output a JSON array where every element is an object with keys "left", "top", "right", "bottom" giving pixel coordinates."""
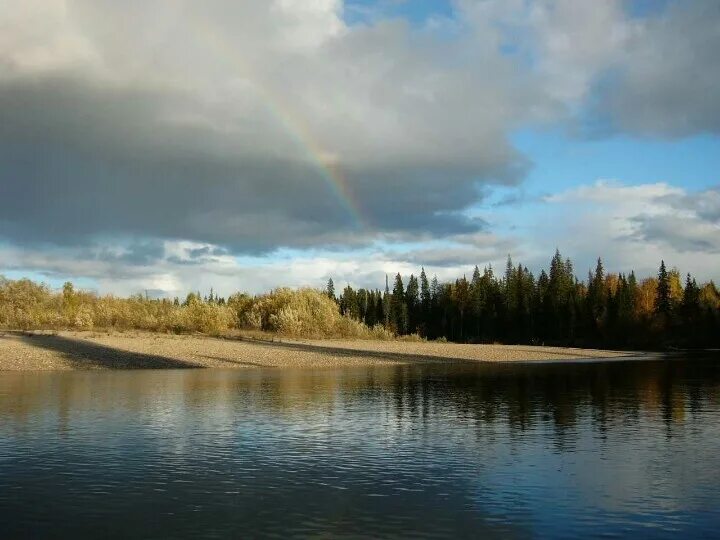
[{"left": 1, "top": 356, "right": 719, "bottom": 538}]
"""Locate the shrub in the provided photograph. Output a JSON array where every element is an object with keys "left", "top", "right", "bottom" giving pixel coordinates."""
[{"left": 0, "top": 277, "right": 395, "bottom": 340}]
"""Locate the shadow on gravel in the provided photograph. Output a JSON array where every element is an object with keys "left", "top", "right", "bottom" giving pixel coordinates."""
[
  {"left": 198, "top": 354, "right": 272, "bottom": 368},
  {"left": 227, "top": 336, "right": 639, "bottom": 363},
  {"left": 5, "top": 332, "right": 200, "bottom": 369},
  {"left": 230, "top": 336, "right": 450, "bottom": 364}
]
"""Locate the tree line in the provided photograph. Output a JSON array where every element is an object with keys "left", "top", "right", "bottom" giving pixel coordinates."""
[{"left": 327, "top": 250, "right": 720, "bottom": 349}]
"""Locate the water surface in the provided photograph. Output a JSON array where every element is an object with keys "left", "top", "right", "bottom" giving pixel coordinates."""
[{"left": 1, "top": 357, "right": 719, "bottom": 538}]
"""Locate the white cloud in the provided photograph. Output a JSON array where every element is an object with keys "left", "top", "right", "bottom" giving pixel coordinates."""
[
  {"left": 0, "top": 0, "right": 541, "bottom": 254},
  {"left": 1, "top": 1, "right": 720, "bottom": 290},
  {"left": 538, "top": 180, "right": 720, "bottom": 279}
]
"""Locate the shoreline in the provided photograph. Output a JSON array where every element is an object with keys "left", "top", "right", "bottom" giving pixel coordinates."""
[{"left": 0, "top": 330, "right": 644, "bottom": 371}]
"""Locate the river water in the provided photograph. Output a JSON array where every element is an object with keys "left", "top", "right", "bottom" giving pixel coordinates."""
[{"left": 1, "top": 356, "right": 719, "bottom": 538}]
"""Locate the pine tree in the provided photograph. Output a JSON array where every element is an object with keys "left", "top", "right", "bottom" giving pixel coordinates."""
[
  {"left": 547, "top": 249, "right": 567, "bottom": 340},
  {"left": 681, "top": 273, "right": 701, "bottom": 342},
  {"left": 391, "top": 273, "right": 408, "bottom": 334},
  {"left": 590, "top": 258, "right": 605, "bottom": 316},
  {"left": 453, "top": 276, "right": 470, "bottom": 341},
  {"left": 430, "top": 275, "right": 439, "bottom": 337},
  {"left": 405, "top": 274, "right": 419, "bottom": 333},
  {"left": 656, "top": 260, "right": 671, "bottom": 316},
  {"left": 470, "top": 265, "right": 484, "bottom": 340},
  {"left": 326, "top": 278, "right": 335, "bottom": 300},
  {"left": 420, "top": 267, "right": 430, "bottom": 335},
  {"left": 340, "top": 285, "right": 358, "bottom": 318},
  {"left": 536, "top": 269, "right": 549, "bottom": 341},
  {"left": 383, "top": 276, "right": 391, "bottom": 328},
  {"left": 682, "top": 274, "right": 700, "bottom": 314},
  {"left": 504, "top": 255, "right": 514, "bottom": 309},
  {"left": 357, "top": 288, "right": 369, "bottom": 323}
]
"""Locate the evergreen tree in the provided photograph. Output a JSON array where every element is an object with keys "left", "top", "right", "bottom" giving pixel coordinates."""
[
  {"left": 470, "top": 266, "right": 484, "bottom": 340},
  {"left": 405, "top": 274, "right": 419, "bottom": 333},
  {"left": 420, "top": 267, "right": 430, "bottom": 335},
  {"left": 504, "top": 255, "right": 514, "bottom": 310},
  {"left": 391, "top": 273, "right": 408, "bottom": 334},
  {"left": 430, "top": 275, "right": 439, "bottom": 337},
  {"left": 326, "top": 278, "right": 335, "bottom": 300},
  {"left": 536, "top": 269, "right": 550, "bottom": 341},
  {"left": 383, "top": 276, "right": 391, "bottom": 328},
  {"left": 340, "top": 285, "right": 359, "bottom": 319},
  {"left": 353, "top": 251, "right": 717, "bottom": 349},
  {"left": 589, "top": 258, "right": 605, "bottom": 319},
  {"left": 453, "top": 276, "right": 470, "bottom": 341},
  {"left": 681, "top": 273, "right": 701, "bottom": 343},
  {"left": 682, "top": 274, "right": 700, "bottom": 315},
  {"left": 656, "top": 260, "right": 672, "bottom": 316},
  {"left": 357, "top": 288, "right": 369, "bottom": 323}
]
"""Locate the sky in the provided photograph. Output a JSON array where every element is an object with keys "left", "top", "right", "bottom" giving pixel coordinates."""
[{"left": 0, "top": 0, "right": 719, "bottom": 297}]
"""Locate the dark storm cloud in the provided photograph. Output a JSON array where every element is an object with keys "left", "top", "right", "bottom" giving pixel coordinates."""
[
  {"left": 0, "top": 62, "right": 524, "bottom": 254},
  {"left": 591, "top": 0, "right": 720, "bottom": 136},
  {"left": 187, "top": 246, "right": 228, "bottom": 259},
  {"left": 2, "top": 0, "right": 720, "bottom": 290}
]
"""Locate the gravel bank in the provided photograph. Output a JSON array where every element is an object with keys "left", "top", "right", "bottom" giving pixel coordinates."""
[{"left": 0, "top": 330, "right": 635, "bottom": 371}]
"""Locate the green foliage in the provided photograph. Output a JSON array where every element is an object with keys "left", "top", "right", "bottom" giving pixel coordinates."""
[
  {"left": 3, "top": 250, "right": 719, "bottom": 349},
  {"left": 656, "top": 260, "right": 672, "bottom": 316},
  {"left": 326, "top": 252, "right": 720, "bottom": 350}
]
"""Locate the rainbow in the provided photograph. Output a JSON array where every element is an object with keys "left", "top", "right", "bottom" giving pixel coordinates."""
[
  {"left": 249, "top": 80, "right": 365, "bottom": 229},
  {"left": 191, "top": 24, "right": 365, "bottom": 229}
]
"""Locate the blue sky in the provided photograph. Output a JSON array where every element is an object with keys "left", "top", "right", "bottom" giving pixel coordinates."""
[
  {"left": 344, "top": 0, "right": 455, "bottom": 25},
  {"left": 0, "top": 0, "right": 718, "bottom": 295},
  {"left": 510, "top": 130, "right": 720, "bottom": 194}
]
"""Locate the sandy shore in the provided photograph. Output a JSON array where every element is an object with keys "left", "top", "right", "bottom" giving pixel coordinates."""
[{"left": 0, "top": 330, "right": 638, "bottom": 371}]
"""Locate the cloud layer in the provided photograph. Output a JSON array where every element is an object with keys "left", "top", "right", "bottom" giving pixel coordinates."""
[
  {"left": 0, "top": 0, "right": 537, "bottom": 253},
  {"left": 1, "top": 0, "right": 719, "bottom": 292}
]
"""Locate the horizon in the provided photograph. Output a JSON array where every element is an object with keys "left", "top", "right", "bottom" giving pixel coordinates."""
[
  {"left": 4, "top": 251, "right": 710, "bottom": 301},
  {"left": 1, "top": 1, "right": 719, "bottom": 297}
]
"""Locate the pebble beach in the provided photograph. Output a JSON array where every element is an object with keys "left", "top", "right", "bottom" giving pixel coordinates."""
[{"left": 0, "top": 330, "right": 636, "bottom": 371}]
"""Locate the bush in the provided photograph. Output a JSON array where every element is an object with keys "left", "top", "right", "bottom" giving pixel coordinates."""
[
  {"left": 397, "top": 333, "right": 424, "bottom": 342},
  {"left": 0, "top": 277, "right": 395, "bottom": 340},
  {"left": 244, "top": 288, "right": 373, "bottom": 338},
  {"left": 0, "top": 277, "right": 237, "bottom": 334}
]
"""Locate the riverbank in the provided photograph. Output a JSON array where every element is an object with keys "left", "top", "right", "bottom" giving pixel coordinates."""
[{"left": 0, "top": 330, "right": 639, "bottom": 371}]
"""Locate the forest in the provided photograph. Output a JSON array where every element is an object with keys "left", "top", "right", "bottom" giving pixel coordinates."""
[
  {"left": 329, "top": 250, "right": 720, "bottom": 349},
  {"left": 1, "top": 250, "right": 719, "bottom": 349}
]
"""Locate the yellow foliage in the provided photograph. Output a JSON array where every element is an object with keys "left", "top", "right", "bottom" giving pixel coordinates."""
[
  {"left": 636, "top": 278, "right": 657, "bottom": 318},
  {"left": 0, "top": 277, "right": 237, "bottom": 335},
  {"left": 699, "top": 283, "right": 720, "bottom": 310},
  {"left": 244, "top": 287, "right": 391, "bottom": 339},
  {"left": 0, "top": 277, "right": 391, "bottom": 339}
]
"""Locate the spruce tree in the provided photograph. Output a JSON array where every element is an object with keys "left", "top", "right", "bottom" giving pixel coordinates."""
[
  {"left": 453, "top": 276, "right": 470, "bottom": 341},
  {"left": 470, "top": 265, "right": 483, "bottom": 340},
  {"left": 681, "top": 273, "right": 700, "bottom": 340},
  {"left": 326, "top": 278, "right": 335, "bottom": 300},
  {"left": 656, "top": 260, "right": 671, "bottom": 316},
  {"left": 383, "top": 276, "right": 391, "bottom": 328},
  {"left": 405, "top": 274, "right": 419, "bottom": 333},
  {"left": 391, "top": 273, "right": 408, "bottom": 334},
  {"left": 420, "top": 268, "right": 430, "bottom": 334}
]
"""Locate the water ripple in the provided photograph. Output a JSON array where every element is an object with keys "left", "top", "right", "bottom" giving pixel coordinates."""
[{"left": 1, "top": 358, "right": 720, "bottom": 538}]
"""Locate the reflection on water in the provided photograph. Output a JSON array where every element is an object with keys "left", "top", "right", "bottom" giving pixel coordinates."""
[{"left": 1, "top": 358, "right": 720, "bottom": 538}]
